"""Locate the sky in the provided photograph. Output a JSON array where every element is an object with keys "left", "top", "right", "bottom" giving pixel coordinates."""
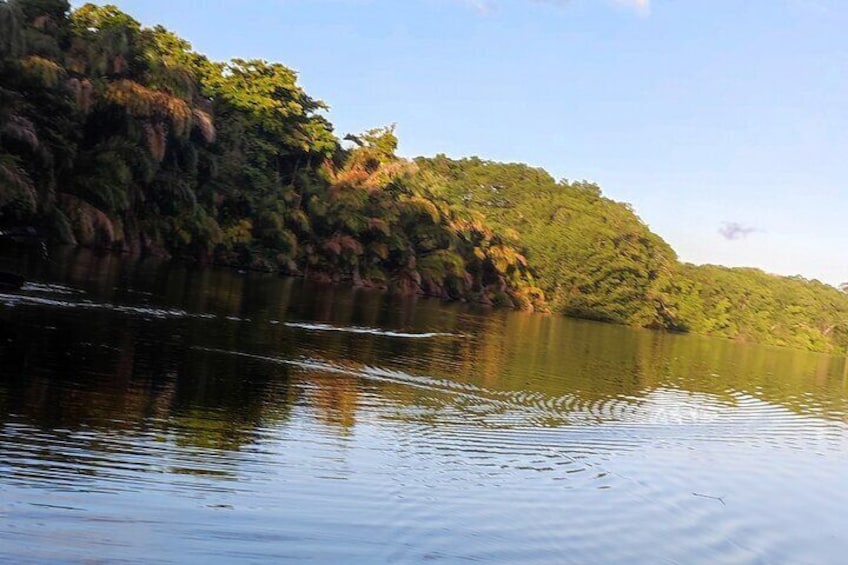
[{"left": 80, "top": 0, "right": 848, "bottom": 285}]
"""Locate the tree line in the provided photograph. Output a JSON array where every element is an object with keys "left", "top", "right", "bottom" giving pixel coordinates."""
[
  {"left": 1, "top": 0, "right": 846, "bottom": 352},
  {"left": 417, "top": 155, "right": 848, "bottom": 352}
]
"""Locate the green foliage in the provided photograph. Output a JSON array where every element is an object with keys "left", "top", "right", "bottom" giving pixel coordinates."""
[
  {"left": 1, "top": 0, "right": 846, "bottom": 351},
  {"left": 674, "top": 265, "right": 848, "bottom": 353},
  {"left": 205, "top": 58, "right": 335, "bottom": 156},
  {"left": 412, "top": 155, "right": 848, "bottom": 351},
  {"left": 415, "top": 156, "right": 678, "bottom": 325},
  {"left": 0, "top": 1, "right": 27, "bottom": 60}
]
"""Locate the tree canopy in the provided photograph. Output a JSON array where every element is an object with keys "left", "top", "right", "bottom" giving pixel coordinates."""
[{"left": 1, "top": 0, "right": 846, "bottom": 352}]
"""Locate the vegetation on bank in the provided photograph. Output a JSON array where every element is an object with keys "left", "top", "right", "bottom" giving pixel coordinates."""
[
  {"left": 415, "top": 156, "right": 848, "bottom": 352},
  {"left": 1, "top": 0, "right": 846, "bottom": 352},
  {"left": 0, "top": 0, "right": 544, "bottom": 309}
]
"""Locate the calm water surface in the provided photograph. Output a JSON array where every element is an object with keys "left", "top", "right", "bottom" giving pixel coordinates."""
[{"left": 1, "top": 248, "right": 848, "bottom": 563}]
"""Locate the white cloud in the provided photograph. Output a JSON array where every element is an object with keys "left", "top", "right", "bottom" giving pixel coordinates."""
[
  {"left": 458, "top": 0, "right": 650, "bottom": 15},
  {"left": 457, "top": 0, "right": 497, "bottom": 14},
  {"left": 613, "top": 0, "right": 650, "bottom": 14}
]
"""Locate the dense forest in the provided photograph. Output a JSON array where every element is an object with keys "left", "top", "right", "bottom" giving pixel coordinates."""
[
  {"left": 1, "top": 0, "right": 847, "bottom": 353},
  {"left": 417, "top": 156, "right": 848, "bottom": 352}
]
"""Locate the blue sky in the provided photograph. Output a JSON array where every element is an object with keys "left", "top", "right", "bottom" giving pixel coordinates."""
[{"left": 82, "top": 0, "right": 848, "bottom": 285}]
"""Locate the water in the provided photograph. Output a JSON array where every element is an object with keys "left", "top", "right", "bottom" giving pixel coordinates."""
[{"left": 2, "top": 248, "right": 848, "bottom": 563}]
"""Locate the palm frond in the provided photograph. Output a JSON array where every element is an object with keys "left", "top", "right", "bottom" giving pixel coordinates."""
[
  {"left": 66, "top": 78, "right": 95, "bottom": 113},
  {"left": 105, "top": 79, "right": 192, "bottom": 135},
  {"left": 1, "top": 114, "right": 39, "bottom": 150},
  {"left": 0, "top": 155, "right": 37, "bottom": 213},
  {"left": 191, "top": 109, "right": 215, "bottom": 143},
  {"left": 21, "top": 55, "right": 65, "bottom": 87}
]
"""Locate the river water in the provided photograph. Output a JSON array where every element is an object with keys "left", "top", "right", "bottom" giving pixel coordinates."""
[{"left": 1, "top": 248, "right": 847, "bottom": 563}]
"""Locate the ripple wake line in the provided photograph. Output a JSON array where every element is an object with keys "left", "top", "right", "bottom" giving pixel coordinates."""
[
  {"left": 283, "top": 321, "right": 463, "bottom": 339},
  {"left": 0, "top": 292, "right": 216, "bottom": 320}
]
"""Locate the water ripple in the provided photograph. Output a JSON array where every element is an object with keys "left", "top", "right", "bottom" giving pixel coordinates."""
[
  {"left": 283, "top": 321, "right": 463, "bottom": 339},
  {"left": 0, "top": 292, "right": 217, "bottom": 320},
  {"left": 191, "top": 346, "right": 848, "bottom": 456}
]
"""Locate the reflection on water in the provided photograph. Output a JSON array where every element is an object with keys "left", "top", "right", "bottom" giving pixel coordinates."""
[{"left": 2, "top": 247, "right": 848, "bottom": 563}]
